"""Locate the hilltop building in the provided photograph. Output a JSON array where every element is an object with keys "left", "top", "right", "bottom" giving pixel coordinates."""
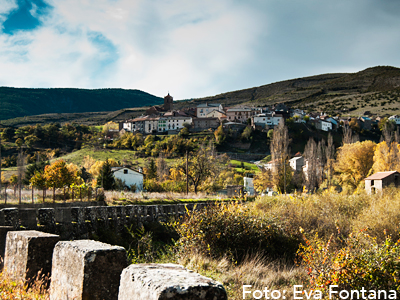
[
  {"left": 145, "top": 93, "right": 174, "bottom": 115},
  {"left": 163, "top": 93, "right": 173, "bottom": 111}
]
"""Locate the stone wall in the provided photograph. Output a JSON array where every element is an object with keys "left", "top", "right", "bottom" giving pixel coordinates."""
[{"left": 0, "top": 203, "right": 207, "bottom": 240}]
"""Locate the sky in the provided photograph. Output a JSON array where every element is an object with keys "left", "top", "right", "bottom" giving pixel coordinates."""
[{"left": 1, "top": 0, "right": 400, "bottom": 100}]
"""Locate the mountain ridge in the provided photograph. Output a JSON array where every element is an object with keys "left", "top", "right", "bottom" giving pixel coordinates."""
[{"left": 0, "top": 87, "right": 163, "bottom": 121}]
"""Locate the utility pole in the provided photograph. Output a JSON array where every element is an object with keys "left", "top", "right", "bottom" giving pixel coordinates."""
[
  {"left": 0, "top": 137, "right": 2, "bottom": 201},
  {"left": 284, "top": 156, "right": 286, "bottom": 196},
  {"left": 186, "top": 150, "right": 189, "bottom": 195}
]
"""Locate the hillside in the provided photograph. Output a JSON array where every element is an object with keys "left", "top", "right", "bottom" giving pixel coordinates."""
[
  {"left": 185, "top": 66, "right": 400, "bottom": 116},
  {"left": 0, "top": 87, "right": 163, "bottom": 121}
]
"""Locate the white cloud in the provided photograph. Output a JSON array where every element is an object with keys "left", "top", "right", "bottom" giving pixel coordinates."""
[
  {"left": 0, "top": 0, "right": 18, "bottom": 23},
  {"left": 0, "top": 0, "right": 400, "bottom": 100}
]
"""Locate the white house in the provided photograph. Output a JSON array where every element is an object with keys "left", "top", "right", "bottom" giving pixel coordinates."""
[
  {"left": 252, "top": 113, "right": 283, "bottom": 128},
  {"left": 389, "top": 115, "right": 400, "bottom": 125},
  {"left": 112, "top": 167, "right": 144, "bottom": 191},
  {"left": 158, "top": 116, "right": 192, "bottom": 132},
  {"left": 289, "top": 156, "right": 304, "bottom": 172},
  {"left": 243, "top": 177, "right": 255, "bottom": 196},
  {"left": 196, "top": 103, "right": 223, "bottom": 118},
  {"left": 315, "top": 119, "right": 332, "bottom": 131}
]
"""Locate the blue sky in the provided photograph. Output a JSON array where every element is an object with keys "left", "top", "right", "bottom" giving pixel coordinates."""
[{"left": 0, "top": 0, "right": 400, "bottom": 100}]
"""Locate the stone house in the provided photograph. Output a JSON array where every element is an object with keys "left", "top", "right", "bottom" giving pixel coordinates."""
[
  {"left": 192, "top": 117, "right": 220, "bottom": 130},
  {"left": 364, "top": 171, "right": 400, "bottom": 194}
]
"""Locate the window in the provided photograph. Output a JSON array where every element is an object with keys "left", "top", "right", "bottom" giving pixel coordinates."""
[
  {"left": 124, "top": 169, "right": 128, "bottom": 174},
  {"left": 371, "top": 180, "right": 374, "bottom": 186}
]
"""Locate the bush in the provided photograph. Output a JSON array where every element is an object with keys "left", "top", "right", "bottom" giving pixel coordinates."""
[
  {"left": 176, "top": 202, "right": 298, "bottom": 262},
  {"left": 298, "top": 230, "right": 400, "bottom": 295}
]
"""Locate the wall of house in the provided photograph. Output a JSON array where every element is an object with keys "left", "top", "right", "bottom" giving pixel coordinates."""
[{"left": 113, "top": 169, "right": 144, "bottom": 191}]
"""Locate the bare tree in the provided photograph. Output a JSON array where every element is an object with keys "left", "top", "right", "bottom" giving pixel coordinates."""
[
  {"left": 303, "top": 138, "right": 318, "bottom": 192},
  {"left": 342, "top": 125, "right": 359, "bottom": 144},
  {"left": 17, "top": 150, "right": 26, "bottom": 204},
  {"left": 156, "top": 152, "right": 169, "bottom": 182},
  {"left": 326, "top": 133, "right": 335, "bottom": 188},
  {"left": 270, "top": 119, "right": 291, "bottom": 193}
]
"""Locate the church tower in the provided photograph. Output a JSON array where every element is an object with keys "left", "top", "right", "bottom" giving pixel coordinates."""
[{"left": 163, "top": 93, "right": 173, "bottom": 111}]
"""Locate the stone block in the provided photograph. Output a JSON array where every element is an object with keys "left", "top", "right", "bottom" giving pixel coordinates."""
[
  {"left": 0, "top": 226, "right": 13, "bottom": 270},
  {"left": 3, "top": 208, "right": 19, "bottom": 229},
  {"left": 4, "top": 230, "right": 59, "bottom": 285},
  {"left": 50, "top": 240, "right": 127, "bottom": 300},
  {"left": 54, "top": 208, "right": 72, "bottom": 223},
  {"left": 38, "top": 208, "right": 55, "bottom": 227},
  {"left": 118, "top": 263, "right": 227, "bottom": 300},
  {"left": 19, "top": 209, "right": 37, "bottom": 229}
]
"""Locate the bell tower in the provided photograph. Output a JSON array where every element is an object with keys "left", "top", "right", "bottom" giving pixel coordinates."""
[{"left": 163, "top": 93, "right": 173, "bottom": 111}]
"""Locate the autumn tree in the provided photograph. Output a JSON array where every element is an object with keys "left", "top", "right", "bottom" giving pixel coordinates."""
[
  {"left": 44, "top": 160, "right": 74, "bottom": 202},
  {"left": 335, "top": 140, "right": 376, "bottom": 189},
  {"left": 214, "top": 125, "right": 226, "bottom": 145},
  {"left": 178, "top": 144, "right": 222, "bottom": 193},
  {"left": 253, "top": 169, "right": 273, "bottom": 192},
  {"left": 372, "top": 124, "right": 400, "bottom": 173},
  {"left": 30, "top": 171, "right": 47, "bottom": 202}
]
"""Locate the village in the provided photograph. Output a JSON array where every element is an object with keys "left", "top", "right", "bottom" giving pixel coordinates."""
[{"left": 113, "top": 93, "right": 400, "bottom": 196}]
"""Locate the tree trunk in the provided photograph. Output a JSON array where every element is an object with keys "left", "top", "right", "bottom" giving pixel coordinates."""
[
  {"left": 53, "top": 187, "right": 56, "bottom": 203},
  {"left": 43, "top": 188, "right": 45, "bottom": 203},
  {"left": 32, "top": 186, "right": 34, "bottom": 204}
]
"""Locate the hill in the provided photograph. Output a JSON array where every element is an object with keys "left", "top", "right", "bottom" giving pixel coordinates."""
[
  {"left": 185, "top": 66, "right": 400, "bottom": 116},
  {"left": 0, "top": 87, "right": 163, "bottom": 121}
]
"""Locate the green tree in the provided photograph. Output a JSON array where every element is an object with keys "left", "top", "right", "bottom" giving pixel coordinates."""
[
  {"left": 96, "top": 159, "right": 115, "bottom": 190},
  {"left": 2, "top": 127, "right": 15, "bottom": 141},
  {"left": 145, "top": 159, "right": 157, "bottom": 180},
  {"left": 24, "top": 160, "right": 49, "bottom": 185},
  {"left": 241, "top": 126, "right": 252, "bottom": 142},
  {"left": 24, "top": 135, "right": 39, "bottom": 148}
]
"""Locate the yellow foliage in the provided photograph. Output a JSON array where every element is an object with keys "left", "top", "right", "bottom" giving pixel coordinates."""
[
  {"left": 372, "top": 141, "right": 400, "bottom": 173},
  {"left": 88, "top": 159, "right": 119, "bottom": 177},
  {"left": 82, "top": 155, "right": 96, "bottom": 170},
  {"left": 169, "top": 167, "right": 184, "bottom": 181},
  {"left": 335, "top": 140, "right": 376, "bottom": 188}
]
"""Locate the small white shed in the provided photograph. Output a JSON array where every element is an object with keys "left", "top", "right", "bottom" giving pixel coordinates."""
[{"left": 112, "top": 167, "right": 144, "bottom": 192}]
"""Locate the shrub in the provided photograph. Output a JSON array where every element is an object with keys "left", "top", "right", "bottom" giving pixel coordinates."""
[
  {"left": 176, "top": 202, "right": 298, "bottom": 262},
  {"left": 298, "top": 230, "right": 400, "bottom": 295}
]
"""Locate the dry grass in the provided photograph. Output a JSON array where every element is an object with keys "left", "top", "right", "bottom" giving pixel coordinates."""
[
  {"left": 179, "top": 252, "right": 307, "bottom": 300},
  {"left": 0, "top": 270, "right": 49, "bottom": 300},
  {"left": 104, "top": 190, "right": 228, "bottom": 205}
]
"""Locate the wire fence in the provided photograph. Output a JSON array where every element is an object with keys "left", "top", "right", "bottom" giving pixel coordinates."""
[{"left": 0, "top": 184, "right": 101, "bottom": 204}]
